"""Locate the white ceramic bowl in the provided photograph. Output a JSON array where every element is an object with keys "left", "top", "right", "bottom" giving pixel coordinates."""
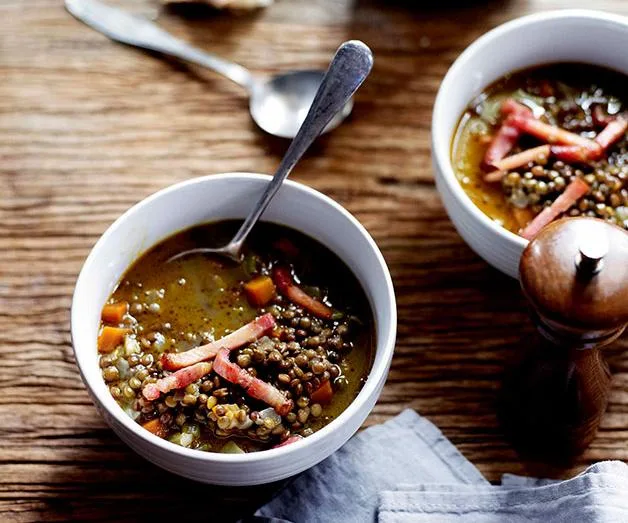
[
  {"left": 432, "top": 10, "right": 628, "bottom": 278},
  {"left": 72, "top": 173, "right": 396, "bottom": 485}
]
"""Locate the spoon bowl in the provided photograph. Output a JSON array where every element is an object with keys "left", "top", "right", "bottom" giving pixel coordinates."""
[
  {"left": 250, "top": 70, "right": 353, "bottom": 138},
  {"left": 65, "top": 0, "right": 357, "bottom": 139}
]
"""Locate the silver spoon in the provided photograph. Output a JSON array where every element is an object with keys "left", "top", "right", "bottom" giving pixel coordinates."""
[
  {"left": 167, "top": 40, "right": 373, "bottom": 263},
  {"left": 65, "top": 0, "right": 356, "bottom": 138}
]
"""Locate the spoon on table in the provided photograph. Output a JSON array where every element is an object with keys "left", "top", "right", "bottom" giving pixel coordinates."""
[
  {"left": 65, "top": 0, "right": 357, "bottom": 138},
  {"left": 167, "top": 40, "right": 373, "bottom": 263}
]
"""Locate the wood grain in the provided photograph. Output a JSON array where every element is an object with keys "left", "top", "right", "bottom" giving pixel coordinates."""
[{"left": 2, "top": 0, "right": 628, "bottom": 521}]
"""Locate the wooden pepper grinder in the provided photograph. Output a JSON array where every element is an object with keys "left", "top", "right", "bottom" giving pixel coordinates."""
[{"left": 499, "top": 217, "right": 628, "bottom": 461}]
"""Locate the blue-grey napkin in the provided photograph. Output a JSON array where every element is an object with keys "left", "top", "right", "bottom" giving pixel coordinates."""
[
  {"left": 255, "top": 409, "right": 488, "bottom": 523},
  {"left": 379, "top": 461, "right": 628, "bottom": 522},
  {"left": 254, "top": 409, "right": 628, "bottom": 523}
]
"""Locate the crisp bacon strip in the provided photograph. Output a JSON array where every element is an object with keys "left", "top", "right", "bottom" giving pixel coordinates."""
[
  {"left": 213, "top": 348, "right": 293, "bottom": 415},
  {"left": 520, "top": 178, "right": 590, "bottom": 240},
  {"left": 483, "top": 116, "right": 522, "bottom": 167},
  {"left": 161, "top": 313, "right": 276, "bottom": 370},
  {"left": 595, "top": 117, "right": 628, "bottom": 151},
  {"left": 484, "top": 145, "right": 551, "bottom": 182},
  {"left": 550, "top": 145, "right": 593, "bottom": 163},
  {"left": 142, "top": 362, "right": 212, "bottom": 401},
  {"left": 483, "top": 100, "right": 534, "bottom": 167},
  {"left": 273, "top": 435, "right": 303, "bottom": 448},
  {"left": 549, "top": 118, "right": 626, "bottom": 163},
  {"left": 592, "top": 105, "right": 614, "bottom": 127},
  {"left": 272, "top": 266, "right": 333, "bottom": 319},
  {"left": 510, "top": 112, "right": 601, "bottom": 153}
]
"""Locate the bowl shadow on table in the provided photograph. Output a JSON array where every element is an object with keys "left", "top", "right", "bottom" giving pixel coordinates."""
[{"left": 45, "top": 437, "right": 283, "bottom": 522}]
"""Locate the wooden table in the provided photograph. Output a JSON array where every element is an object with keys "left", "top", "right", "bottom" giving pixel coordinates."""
[{"left": 2, "top": 0, "right": 628, "bottom": 521}]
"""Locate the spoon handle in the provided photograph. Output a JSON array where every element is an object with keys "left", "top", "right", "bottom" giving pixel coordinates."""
[
  {"left": 228, "top": 41, "right": 374, "bottom": 254},
  {"left": 65, "top": 0, "right": 255, "bottom": 91}
]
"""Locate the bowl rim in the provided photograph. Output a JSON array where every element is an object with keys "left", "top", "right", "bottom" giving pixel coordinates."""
[
  {"left": 432, "top": 9, "right": 628, "bottom": 252},
  {"left": 71, "top": 172, "right": 397, "bottom": 464}
]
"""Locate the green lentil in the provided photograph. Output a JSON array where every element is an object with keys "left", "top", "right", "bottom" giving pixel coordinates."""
[
  {"left": 123, "top": 385, "right": 136, "bottom": 400},
  {"left": 109, "top": 386, "right": 122, "bottom": 399},
  {"left": 103, "top": 366, "right": 119, "bottom": 382},
  {"left": 182, "top": 394, "right": 197, "bottom": 406},
  {"left": 311, "top": 360, "right": 326, "bottom": 375},
  {"left": 185, "top": 383, "right": 199, "bottom": 395},
  {"left": 237, "top": 353, "right": 252, "bottom": 367}
]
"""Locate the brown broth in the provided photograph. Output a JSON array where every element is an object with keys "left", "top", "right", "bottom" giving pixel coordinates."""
[
  {"left": 99, "top": 221, "right": 375, "bottom": 453},
  {"left": 452, "top": 63, "right": 628, "bottom": 234}
]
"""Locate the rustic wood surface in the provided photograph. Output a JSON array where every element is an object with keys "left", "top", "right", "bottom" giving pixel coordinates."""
[{"left": 2, "top": 0, "right": 628, "bottom": 521}]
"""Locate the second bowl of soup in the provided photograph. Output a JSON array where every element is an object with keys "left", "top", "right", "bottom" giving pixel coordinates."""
[{"left": 432, "top": 10, "right": 628, "bottom": 278}]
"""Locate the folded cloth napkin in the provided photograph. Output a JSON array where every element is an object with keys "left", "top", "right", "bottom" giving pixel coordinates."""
[
  {"left": 253, "top": 409, "right": 628, "bottom": 523},
  {"left": 379, "top": 461, "right": 628, "bottom": 522},
  {"left": 254, "top": 409, "right": 488, "bottom": 523}
]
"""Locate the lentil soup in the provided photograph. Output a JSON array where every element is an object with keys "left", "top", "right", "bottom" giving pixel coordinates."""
[
  {"left": 97, "top": 221, "right": 374, "bottom": 453},
  {"left": 452, "top": 64, "right": 628, "bottom": 239}
]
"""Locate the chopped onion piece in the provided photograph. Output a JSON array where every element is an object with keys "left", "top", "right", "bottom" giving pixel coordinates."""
[{"left": 221, "top": 441, "right": 245, "bottom": 454}]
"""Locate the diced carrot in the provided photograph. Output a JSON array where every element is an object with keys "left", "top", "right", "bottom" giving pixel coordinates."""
[
  {"left": 311, "top": 380, "right": 334, "bottom": 405},
  {"left": 244, "top": 276, "right": 276, "bottom": 307},
  {"left": 484, "top": 145, "right": 551, "bottom": 182},
  {"left": 142, "top": 418, "right": 168, "bottom": 438},
  {"left": 101, "top": 301, "right": 128, "bottom": 324},
  {"left": 97, "top": 326, "right": 131, "bottom": 354},
  {"left": 520, "top": 178, "right": 590, "bottom": 240}
]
